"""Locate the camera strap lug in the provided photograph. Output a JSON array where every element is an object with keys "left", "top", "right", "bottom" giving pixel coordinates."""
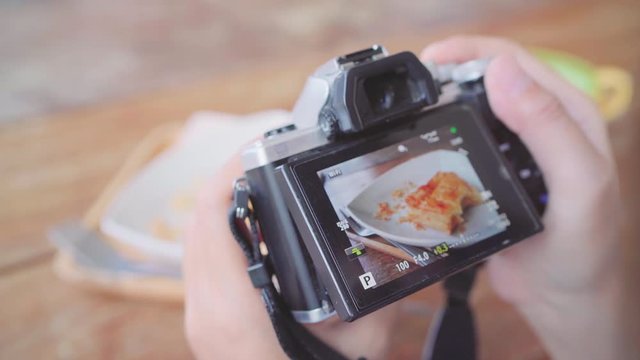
[{"left": 232, "top": 178, "right": 251, "bottom": 219}]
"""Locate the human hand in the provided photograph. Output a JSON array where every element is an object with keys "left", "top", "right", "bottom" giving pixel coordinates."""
[
  {"left": 183, "top": 155, "right": 399, "bottom": 360},
  {"left": 421, "top": 36, "right": 630, "bottom": 359}
]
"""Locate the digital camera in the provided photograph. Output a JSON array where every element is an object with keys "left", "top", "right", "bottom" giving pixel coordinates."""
[{"left": 237, "top": 45, "right": 546, "bottom": 323}]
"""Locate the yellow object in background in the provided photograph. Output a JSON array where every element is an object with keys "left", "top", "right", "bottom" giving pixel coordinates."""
[{"left": 533, "top": 48, "right": 634, "bottom": 122}]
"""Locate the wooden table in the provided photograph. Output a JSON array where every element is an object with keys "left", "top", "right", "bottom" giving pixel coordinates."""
[{"left": 2, "top": 1, "right": 639, "bottom": 358}]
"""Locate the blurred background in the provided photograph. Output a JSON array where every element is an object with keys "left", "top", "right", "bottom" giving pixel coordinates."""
[
  {"left": 1, "top": 0, "right": 639, "bottom": 359},
  {"left": 4, "top": 0, "right": 637, "bottom": 123}
]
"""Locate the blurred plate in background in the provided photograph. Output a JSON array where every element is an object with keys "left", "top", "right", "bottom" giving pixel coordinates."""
[{"left": 100, "top": 111, "right": 288, "bottom": 265}]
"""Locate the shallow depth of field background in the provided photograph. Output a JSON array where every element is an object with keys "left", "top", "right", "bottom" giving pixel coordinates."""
[{"left": 1, "top": 1, "right": 639, "bottom": 359}]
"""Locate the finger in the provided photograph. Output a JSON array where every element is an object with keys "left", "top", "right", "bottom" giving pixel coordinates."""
[
  {"left": 183, "top": 155, "right": 284, "bottom": 356},
  {"left": 420, "top": 35, "right": 517, "bottom": 63},
  {"left": 421, "top": 36, "right": 611, "bottom": 159},
  {"left": 183, "top": 154, "right": 245, "bottom": 323},
  {"left": 183, "top": 155, "right": 246, "bottom": 288},
  {"left": 184, "top": 154, "right": 263, "bottom": 312},
  {"left": 484, "top": 54, "right": 609, "bottom": 209}
]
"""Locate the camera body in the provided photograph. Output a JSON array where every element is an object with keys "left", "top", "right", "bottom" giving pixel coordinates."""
[{"left": 240, "top": 46, "right": 546, "bottom": 323}]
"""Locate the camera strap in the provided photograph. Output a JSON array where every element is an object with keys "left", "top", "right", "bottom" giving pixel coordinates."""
[
  {"left": 229, "top": 185, "right": 350, "bottom": 360},
  {"left": 423, "top": 266, "right": 478, "bottom": 360}
]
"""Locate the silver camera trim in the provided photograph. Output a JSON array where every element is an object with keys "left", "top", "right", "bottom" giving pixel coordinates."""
[
  {"left": 242, "top": 49, "right": 489, "bottom": 171},
  {"left": 292, "top": 299, "right": 336, "bottom": 323},
  {"left": 242, "top": 83, "right": 461, "bottom": 171}
]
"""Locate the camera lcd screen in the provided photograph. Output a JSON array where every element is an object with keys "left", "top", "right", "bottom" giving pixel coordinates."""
[
  {"left": 317, "top": 125, "right": 507, "bottom": 290},
  {"left": 286, "top": 104, "right": 542, "bottom": 318}
]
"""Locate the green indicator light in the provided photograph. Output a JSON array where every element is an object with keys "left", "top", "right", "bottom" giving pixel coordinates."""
[{"left": 450, "top": 126, "right": 458, "bottom": 134}]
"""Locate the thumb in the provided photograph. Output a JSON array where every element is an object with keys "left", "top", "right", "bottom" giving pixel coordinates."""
[{"left": 485, "top": 54, "right": 606, "bottom": 206}]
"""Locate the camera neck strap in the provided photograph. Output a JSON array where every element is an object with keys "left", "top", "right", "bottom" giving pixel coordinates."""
[
  {"left": 423, "top": 266, "right": 478, "bottom": 360},
  {"left": 228, "top": 184, "right": 351, "bottom": 360}
]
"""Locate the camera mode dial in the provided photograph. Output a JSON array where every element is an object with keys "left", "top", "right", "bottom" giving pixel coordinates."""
[{"left": 319, "top": 109, "right": 339, "bottom": 140}]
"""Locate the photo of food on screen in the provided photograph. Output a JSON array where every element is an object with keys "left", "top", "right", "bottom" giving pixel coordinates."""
[{"left": 318, "top": 126, "right": 510, "bottom": 287}]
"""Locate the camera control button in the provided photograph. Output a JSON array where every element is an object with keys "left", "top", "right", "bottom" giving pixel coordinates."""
[
  {"left": 498, "top": 142, "right": 511, "bottom": 152},
  {"left": 319, "top": 109, "right": 339, "bottom": 139},
  {"left": 518, "top": 168, "right": 533, "bottom": 180}
]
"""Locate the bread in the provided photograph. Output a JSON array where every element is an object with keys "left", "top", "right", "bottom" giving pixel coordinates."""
[{"left": 400, "top": 172, "right": 481, "bottom": 234}]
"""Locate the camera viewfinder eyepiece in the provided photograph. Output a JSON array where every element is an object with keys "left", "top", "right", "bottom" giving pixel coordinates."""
[{"left": 320, "top": 47, "right": 440, "bottom": 139}]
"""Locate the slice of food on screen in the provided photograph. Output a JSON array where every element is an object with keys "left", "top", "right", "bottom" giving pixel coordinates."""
[
  {"left": 345, "top": 150, "right": 508, "bottom": 248},
  {"left": 401, "top": 171, "right": 482, "bottom": 235}
]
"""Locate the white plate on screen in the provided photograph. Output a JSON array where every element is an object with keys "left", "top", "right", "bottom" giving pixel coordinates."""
[{"left": 345, "top": 150, "right": 505, "bottom": 248}]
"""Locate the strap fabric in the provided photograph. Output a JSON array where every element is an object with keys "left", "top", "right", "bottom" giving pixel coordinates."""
[{"left": 423, "top": 266, "right": 478, "bottom": 360}]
